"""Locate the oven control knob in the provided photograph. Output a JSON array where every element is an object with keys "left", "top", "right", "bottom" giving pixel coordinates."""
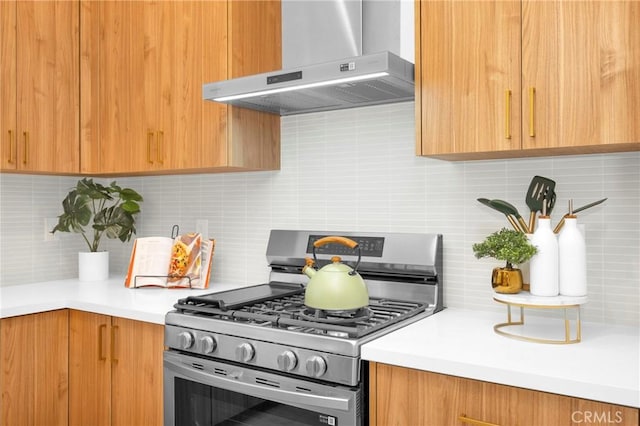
[
  {"left": 277, "top": 350, "right": 298, "bottom": 371},
  {"left": 178, "top": 331, "right": 194, "bottom": 349},
  {"left": 236, "top": 343, "right": 255, "bottom": 362},
  {"left": 200, "top": 336, "right": 217, "bottom": 354},
  {"left": 306, "top": 356, "right": 327, "bottom": 378}
]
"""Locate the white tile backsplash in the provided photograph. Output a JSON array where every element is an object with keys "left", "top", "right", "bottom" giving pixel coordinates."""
[{"left": 1, "top": 102, "right": 638, "bottom": 325}]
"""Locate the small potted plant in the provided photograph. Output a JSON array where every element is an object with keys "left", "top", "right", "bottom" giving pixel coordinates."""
[
  {"left": 472, "top": 228, "right": 537, "bottom": 294},
  {"left": 52, "top": 178, "right": 143, "bottom": 281}
]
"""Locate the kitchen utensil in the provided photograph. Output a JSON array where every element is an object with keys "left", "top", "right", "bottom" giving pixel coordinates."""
[
  {"left": 525, "top": 176, "right": 556, "bottom": 233},
  {"left": 553, "top": 198, "right": 608, "bottom": 233},
  {"left": 477, "top": 197, "right": 492, "bottom": 207},
  {"left": 545, "top": 190, "right": 557, "bottom": 215},
  {"left": 477, "top": 198, "right": 521, "bottom": 232},
  {"left": 489, "top": 199, "right": 529, "bottom": 233},
  {"left": 302, "top": 236, "right": 369, "bottom": 311}
]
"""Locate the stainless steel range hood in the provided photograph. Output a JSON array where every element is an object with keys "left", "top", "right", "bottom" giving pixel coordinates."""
[{"left": 203, "top": 0, "right": 414, "bottom": 116}]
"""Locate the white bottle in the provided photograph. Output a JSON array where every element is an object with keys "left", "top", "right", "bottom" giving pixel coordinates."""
[
  {"left": 558, "top": 216, "right": 587, "bottom": 296},
  {"left": 529, "top": 216, "right": 559, "bottom": 296}
]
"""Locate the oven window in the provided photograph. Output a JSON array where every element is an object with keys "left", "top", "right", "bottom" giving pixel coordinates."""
[{"left": 174, "top": 377, "right": 335, "bottom": 426}]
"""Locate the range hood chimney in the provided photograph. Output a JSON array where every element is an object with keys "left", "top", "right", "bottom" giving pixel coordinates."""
[{"left": 203, "top": 0, "right": 414, "bottom": 116}]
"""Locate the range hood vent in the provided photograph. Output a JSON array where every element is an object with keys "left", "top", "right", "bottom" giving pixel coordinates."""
[{"left": 203, "top": 0, "right": 414, "bottom": 116}]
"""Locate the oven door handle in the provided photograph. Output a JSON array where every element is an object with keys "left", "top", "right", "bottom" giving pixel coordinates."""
[{"left": 166, "top": 358, "right": 352, "bottom": 412}]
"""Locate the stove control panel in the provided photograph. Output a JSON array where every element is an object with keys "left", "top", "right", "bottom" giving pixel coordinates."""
[
  {"left": 164, "top": 325, "right": 360, "bottom": 386},
  {"left": 307, "top": 235, "right": 385, "bottom": 257}
]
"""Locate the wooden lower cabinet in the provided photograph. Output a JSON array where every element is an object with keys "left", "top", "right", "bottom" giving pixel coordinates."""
[
  {"left": 69, "top": 310, "right": 164, "bottom": 426},
  {"left": 370, "top": 362, "right": 639, "bottom": 426},
  {"left": 0, "top": 310, "right": 69, "bottom": 426}
]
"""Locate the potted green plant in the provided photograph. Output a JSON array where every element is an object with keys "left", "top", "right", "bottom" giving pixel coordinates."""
[
  {"left": 52, "top": 178, "right": 143, "bottom": 281},
  {"left": 472, "top": 228, "right": 537, "bottom": 294}
]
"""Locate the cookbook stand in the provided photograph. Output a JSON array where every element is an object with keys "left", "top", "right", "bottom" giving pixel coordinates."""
[
  {"left": 493, "top": 292, "right": 587, "bottom": 344},
  {"left": 132, "top": 275, "right": 194, "bottom": 289}
]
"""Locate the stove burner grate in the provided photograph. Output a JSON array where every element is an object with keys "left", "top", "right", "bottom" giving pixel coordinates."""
[
  {"left": 299, "top": 307, "right": 373, "bottom": 324},
  {"left": 174, "top": 291, "right": 428, "bottom": 339}
]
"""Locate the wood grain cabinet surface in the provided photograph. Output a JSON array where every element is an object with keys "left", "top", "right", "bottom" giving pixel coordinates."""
[
  {"left": 2, "top": 0, "right": 280, "bottom": 176},
  {"left": 1, "top": 0, "right": 80, "bottom": 174},
  {"left": 80, "top": 0, "right": 281, "bottom": 176},
  {"left": 415, "top": 0, "right": 640, "bottom": 160},
  {"left": 370, "top": 362, "right": 640, "bottom": 426},
  {"left": 69, "top": 310, "right": 164, "bottom": 426},
  {"left": 1, "top": 310, "right": 164, "bottom": 426},
  {"left": 1, "top": 310, "right": 70, "bottom": 426}
]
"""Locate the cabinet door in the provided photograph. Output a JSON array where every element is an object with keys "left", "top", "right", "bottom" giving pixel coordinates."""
[
  {"left": 225, "top": 0, "right": 282, "bottom": 170},
  {"left": 81, "top": 0, "right": 156, "bottom": 174},
  {"left": 1, "top": 0, "right": 79, "bottom": 173},
  {"left": 372, "top": 363, "right": 487, "bottom": 426},
  {"left": 82, "top": 0, "right": 193, "bottom": 173},
  {"left": 0, "top": 1, "right": 17, "bottom": 170},
  {"left": 523, "top": 1, "right": 640, "bottom": 152},
  {"left": 1, "top": 310, "right": 69, "bottom": 426},
  {"left": 161, "top": 0, "right": 227, "bottom": 171},
  {"left": 485, "top": 380, "right": 639, "bottom": 426},
  {"left": 69, "top": 310, "right": 111, "bottom": 426},
  {"left": 416, "top": 0, "right": 521, "bottom": 159},
  {"left": 371, "top": 363, "right": 640, "bottom": 426},
  {"left": 69, "top": 311, "right": 164, "bottom": 426},
  {"left": 81, "top": 0, "right": 280, "bottom": 175},
  {"left": 110, "top": 316, "right": 164, "bottom": 426}
]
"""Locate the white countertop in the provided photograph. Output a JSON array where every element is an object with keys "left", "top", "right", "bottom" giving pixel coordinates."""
[
  {"left": 0, "top": 276, "right": 248, "bottom": 324},
  {"left": 2, "top": 279, "right": 638, "bottom": 408},
  {"left": 362, "top": 307, "right": 640, "bottom": 408}
]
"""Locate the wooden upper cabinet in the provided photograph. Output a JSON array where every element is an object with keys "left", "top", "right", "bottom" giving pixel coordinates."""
[
  {"left": 80, "top": 0, "right": 169, "bottom": 174},
  {"left": 416, "top": 0, "right": 640, "bottom": 160},
  {"left": 522, "top": 1, "right": 640, "bottom": 153},
  {"left": 416, "top": 1, "right": 521, "bottom": 158},
  {"left": 0, "top": 1, "right": 17, "bottom": 171},
  {"left": 223, "top": 0, "right": 282, "bottom": 171},
  {"left": 81, "top": 0, "right": 281, "bottom": 175},
  {"left": 0, "top": 0, "right": 80, "bottom": 174}
]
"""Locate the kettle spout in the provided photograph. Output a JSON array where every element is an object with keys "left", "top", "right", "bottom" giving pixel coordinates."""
[{"left": 302, "top": 258, "right": 316, "bottom": 278}]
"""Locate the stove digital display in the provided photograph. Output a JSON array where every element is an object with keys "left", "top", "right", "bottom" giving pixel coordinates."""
[{"left": 307, "top": 235, "right": 385, "bottom": 257}]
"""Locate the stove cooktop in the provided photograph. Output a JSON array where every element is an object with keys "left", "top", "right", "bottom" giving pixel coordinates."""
[{"left": 174, "top": 283, "right": 427, "bottom": 339}]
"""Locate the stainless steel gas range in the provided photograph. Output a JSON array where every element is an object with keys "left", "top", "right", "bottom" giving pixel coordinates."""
[{"left": 164, "top": 230, "right": 443, "bottom": 426}]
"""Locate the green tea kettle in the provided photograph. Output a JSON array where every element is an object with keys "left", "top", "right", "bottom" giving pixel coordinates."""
[{"left": 302, "top": 236, "right": 369, "bottom": 311}]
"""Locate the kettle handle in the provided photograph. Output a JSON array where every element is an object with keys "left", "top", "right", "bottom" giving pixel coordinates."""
[
  {"left": 312, "top": 236, "right": 361, "bottom": 275},
  {"left": 313, "top": 236, "right": 358, "bottom": 249}
]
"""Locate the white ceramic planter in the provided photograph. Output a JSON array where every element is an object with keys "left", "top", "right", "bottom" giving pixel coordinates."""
[{"left": 78, "top": 251, "right": 109, "bottom": 281}]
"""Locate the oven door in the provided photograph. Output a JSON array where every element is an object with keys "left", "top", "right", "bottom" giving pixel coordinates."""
[{"left": 164, "top": 350, "right": 363, "bottom": 426}]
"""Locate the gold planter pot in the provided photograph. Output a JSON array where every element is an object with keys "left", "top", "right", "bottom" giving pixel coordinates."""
[{"left": 491, "top": 267, "right": 523, "bottom": 294}]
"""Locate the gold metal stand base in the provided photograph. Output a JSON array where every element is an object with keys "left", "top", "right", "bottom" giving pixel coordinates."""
[{"left": 493, "top": 292, "right": 587, "bottom": 344}]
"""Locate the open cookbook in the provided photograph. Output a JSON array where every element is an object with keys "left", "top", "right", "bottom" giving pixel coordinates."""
[{"left": 124, "top": 233, "right": 215, "bottom": 289}]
